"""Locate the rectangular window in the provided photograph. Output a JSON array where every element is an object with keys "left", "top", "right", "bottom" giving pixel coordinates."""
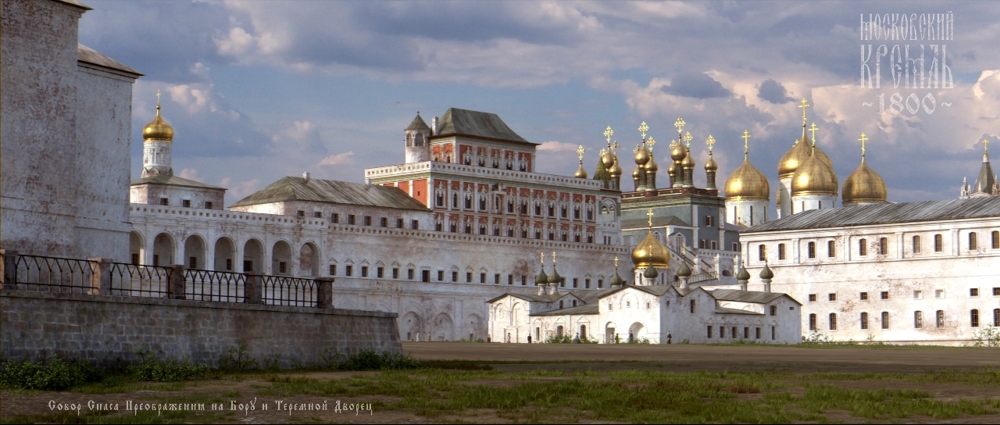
[
  {"left": 392, "top": 268, "right": 399, "bottom": 279},
  {"left": 278, "top": 262, "right": 287, "bottom": 274},
  {"left": 756, "top": 327, "right": 761, "bottom": 339},
  {"left": 480, "top": 273, "right": 486, "bottom": 284},
  {"left": 829, "top": 313, "right": 837, "bottom": 330},
  {"left": 936, "top": 310, "right": 945, "bottom": 328},
  {"left": 913, "top": 290, "right": 923, "bottom": 299},
  {"left": 364, "top": 216, "right": 372, "bottom": 226},
  {"left": 994, "top": 287, "right": 1000, "bottom": 296},
  {"left": 183, "top": 200, "right": 192, "bottom": 208},
  {"left": 467, "top": 272, "right": 472, "bottom": 283},
  {"left": 361, "top": 266, "right": 368, "bottom": 277},
  {"left": 771, "top": 326, "right": 776, "bottom": 341},
  {"left": 130, "top": 253, "right": 139, "bottom": 265},
  {"left": 860, "top": 312, "right": 869, "bottom": 330},
  {"left": 225, "top": 259, "right": 232, "bottom": 271},
  {"left": 332, "top": 213, "right": 339, "bottom": 223},
  {"left": 508, "top": 275, "right": 513, "bottom": 285},
  {"left": 329, "top": 265, "right": 337, "bottom": 276},
  {"left": 407, "top": 269, "right": 414, "bottom": 280},
  {"left": 860, "top": 292, "right": 869, "bottom": 301},
  {"left": 377, "top": 267, "right": 384, "bottom": 278},
  {"left": 971, "top": 309, "right": 980, "bottom": 327},
  {"left": 690, "top": 299, "right": 696, "bottom": 313},
  {"left": 296, "top": 210, "right": 304, "bottom": 217},
  {"left": 494, "top": 273, "right": 500, "bottom": 284},
  {"left": 881, "top": 311, "right": 890, "bottom": 329},
  {"left": 707, "top": 326, "right": 713, "bottom": 338},
  {"left": 808, "top": 242, "right": 816, "bottom": 259},
  {"left": 914, "top": 310, "right": 923, "bottom": 328},
  {"left": 348, "top": 215, "right": 356, "bottom": 225},
  {"left": 936, "top": 289, "right": 945, "bottom": 299},
  {"left": 573, "top": 278, "right": 578, "bottom": 288},
  {"left": 720, "top": 327, "right": 725, "bottom": 338},
  {"left": 438, "top": 270, "right": 444, "bottom": 281},
  {"left": 159, "top": 198, "right": 169, "bottom": 206},
  {"left": 585, "top": 278, "right": 591, "bottom": 289},
  {"left": 346, "top": 265, "right": 353, "bottom": 276},
  {"left": 422, "top": 270, "right": 430, "bottom": 283},
  {"left": 859, "top": 238, "right": 868, "bottom": 256},
  {"left": 993, "top": 230, "right": 1000, "bottom": 249},
  {"left": 809, "top": 294, "right": 817, "bottom": 302},
  {"left": 770, "top": 305, "right": 777, "bottom": 316},
  {"left": 827, "top": 240, "right": 836, "bottom": 257},
  {"left": 934, "top": 234, "right": 943, "bottom": 252},
  {"left": 828, "top": 293, "right": 837, "bottom": 301},
  {"left": 809, "top": 314, "right": 817, "bottom": 330},
  {"left": 744, "top": 327, "right": 749, "bottom": 339},
  {"left": 206, "top": 201, "right": 214, "bottom": 209},
  {"left": 880, "top": 291, "right": 889, "bottom": 300},
  {"left": 778, "top": 243, "right": 786, "bottom": 260},
  {"left": 970, "top": 288, "right": 980, "bottom": 297},
  {"left": 521, "top": 276, "right": 526, "bottom": 285},
  {"left": 598, "top": 279, "right": 603, "bottom": 288},
  {"left": 758, "top": 245, "right": 767, "bottom": 261},
  {"left": 452, "top": 271, "right": 458, "bottom": 282},
  {"left": 380, "top": 217, "right": 387, "bottom": 227},
  {"left": 313, "top": 211, "right": 322, "bottom": 218},
  {"left": 188, "top": 256, "right": 197, "bottom": 269}
]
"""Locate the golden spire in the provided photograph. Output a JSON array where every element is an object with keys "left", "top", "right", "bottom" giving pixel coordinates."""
[
  {"left": 706, "top": 135, "right": 716, "bottom": 153},
  {"left": 809, "top": 123, "right": 819, "bottom": 147},
  {"left": 799, "top": 98, "right": 810, "bottom": 126},
  {"left": 574, "top": 145, "right": 589, "bottom": 178},
  {"left": 858, "top": 133, "right": 868, "bottom": 158},
  {"left": 638, "top": 121, "right": 649, "bottom": 140},
  {"left": 742, "top": 130, "right": 751, "bottom": 158},
  {"left": 604, "top": 126, "right": 614, "bottom": 146},
  {"left": 647, "top": 208, "right": 654, "bottom": 228},
  {"left": 156, "top": 89, "right": 161, "bottom": 110}
]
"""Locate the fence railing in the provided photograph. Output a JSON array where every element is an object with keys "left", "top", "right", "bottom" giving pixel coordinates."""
[{"left": 1, "top": 250, "right": 332, "bottom": 309}]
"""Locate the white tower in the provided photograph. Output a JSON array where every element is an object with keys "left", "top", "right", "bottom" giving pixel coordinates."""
[
  {"left": 404, "top": 112, "right": 431, "bottom": 164},
  {"left": 141, "top": 90, "right": 175, "bottom": 178}
]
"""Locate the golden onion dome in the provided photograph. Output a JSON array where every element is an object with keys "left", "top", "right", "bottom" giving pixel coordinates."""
[
  {"left": 574, "top": 162, "right": 589, "bottom": 179},
  {"left": 632, "top": 167, "right": 641, "bottom": 179},
  {"left": 842, "top": 158, "right": 887, "bottom": 204},
  {"left": 779, "top": 133, "right": 833, "bottom": 177},
  {"left": 644, "top": 154, "right": 659, "bottom": 172},
  {"left": 601, "top": 149, "right": 615, "bottom": 169},
  {"left": 143, "top": 104, "right": 174, "bottom": 142},
  {"left": 608, "top": 156, "right": 623, "bottom": 178},
  {"left": 724, "top": 157, "right": 770, "bottom": 200},
  {"left": 705, "top": 155, "right": 718, "bottom": 172},
  {"left": 634, "top": 144, "right": 650, "bottom": 165},
  {"left": 670, "top": 142, "right": 686, "bottom": 161},
  {"left": 791, "top": 150, "right": 839, "bottom": 196},
  {"left": 681, "top": 148, "right": 695, "bottom": 168},
  {"left": 668, "top": 162, "right": 679, "bottom": 179},
  {"left": 631, "top": 230, "right": 670, "bottom": 269}
]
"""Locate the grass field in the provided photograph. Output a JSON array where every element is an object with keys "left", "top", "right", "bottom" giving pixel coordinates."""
[{"left": 3, "top": 343, "right": 1000, "bottom": 423}]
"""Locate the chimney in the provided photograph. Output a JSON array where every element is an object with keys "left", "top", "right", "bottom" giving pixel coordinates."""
[
  {"left": 303, "top": 171, "right": 310, "bottom": 181},
  {"left": 431, "top": 116, "right": 438, "bottom": 135}
]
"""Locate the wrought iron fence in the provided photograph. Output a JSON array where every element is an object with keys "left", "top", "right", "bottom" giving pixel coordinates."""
[
  {"left": 108, "top": 262, "right": 172, "bottom": 297},
  {"left": 261, "top": 275, "right": 317, "bottom": 307},
  {"left": 185, "top": 269, "right": 246, "bottom": 303},
  {"left": 9, "top": 254, "right": 97, "bottom": 294}
]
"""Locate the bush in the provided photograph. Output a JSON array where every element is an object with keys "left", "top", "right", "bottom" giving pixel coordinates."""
[
  {"left": 337, "top": 349, "right": 421, "bottom": 371},
  {"left": 972, "top": 325, "right": 1000, "bottom": 348},
  {"left": 129, "top": 346, "right": 209, "bottom": 382},
  {"left": 0, "top": 356, "right": 99, "bottom": 390},
  {"left": 219, "top": 341, "right": 258, "bottom": 372}
]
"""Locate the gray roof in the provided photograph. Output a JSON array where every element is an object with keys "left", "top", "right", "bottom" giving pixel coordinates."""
[
  {"left": 709, "top": 289, "right": 798, "bottom": 305},
  {"left": 131, "top": 175, "right": 224, "bottom": 190},
  {"left": 743, "top": 197, "right": 1000, "bottom": 233},
  {"left": 531, "top": 303, "right": 599, "bottom": 317},
  {"left": 434, "top": 108, "right": 533, "bottom": 145},
  {"left": 973, "top": 153, "right": 996, "bottom": 194},
  {"left": 485, "top": 292, "right": 557, "bottom": 304},
  {"left": 406, "top": 114, "right": 430, "bottom": 131},
  {"left": 78, "top": 44, "right": 142, "bottom": 76},
  {"left": 230, "top": 177, "right": 429, "bottom": 211},
  {"left": 54, "top": 0, "right": 91, "bottom": 10},
  {"left": 622, "top": 215, "right": 690, "bottom": 230}
]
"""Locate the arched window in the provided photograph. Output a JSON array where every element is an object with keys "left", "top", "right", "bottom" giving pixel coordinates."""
[
  {"left": 912, "top": 235, "right": 921, "bottom": 254},
  {"left": 860, "top": 312, "right": 869, "bottom": 330},
  {"left": 881, "top": 311, "right": 890, "bottom": 329},
  {"left": 971, "top": 309, "right": 980, "bottom": 327},
  {"left": 778, "top": 243, "right": 786, "bottom": 260},
  {"left": 878, "top": 237, "right": 888, "bottom": 255},
  {"left": 808, "top": 314, "right": 817, "bottom": 330},
  {"left": 808, "top": 242, "right": 816, "bottom": 259},
  {"left": 936, "top": 310, "right": 945, "bottom": 328},
  {"left": 827, "top": 240, "right": 836, "bottom": 257},
  {"left": 994, "top": 308, "right": 1000, "bottom": 327},
  {"left": 859, "top": 239, "right": 868, "bottom": 256},
  {"left": 969, "top": 232, "right": 978, "bottom": 250},
  {"left": 914, "top": 311, "right": 923, "bottom": 328},
  {"left": 829, "top": 313, "right": 837, "bottom": 330},
  {"left": 934, "top": 234, "right": 943, "bottom": 252},
  {"left": 758, "top": 244, "right": 766, "bottom": 261},
  {"left": 993, "top": 231, "right": 1000, "bottom": 249}
]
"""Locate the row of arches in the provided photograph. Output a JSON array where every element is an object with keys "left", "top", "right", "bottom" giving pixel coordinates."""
[
  {"left": 399, "top": 311, "right": 485, "bottom": 341},
  {"left": 130, "top": 231, "right": 320, "bottom": 276}
]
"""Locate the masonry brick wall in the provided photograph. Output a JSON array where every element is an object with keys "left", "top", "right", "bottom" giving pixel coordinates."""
[{"left": 0, "top": 290, "right": 400, "bottom": 368}]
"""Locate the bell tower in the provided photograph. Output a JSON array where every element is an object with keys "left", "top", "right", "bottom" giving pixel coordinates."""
[
  {"left": 404, "top": 112, "right": 431, "bottom": 164},
  {"left": 141, "top": 90, "right": 175, "bottom": 178}
]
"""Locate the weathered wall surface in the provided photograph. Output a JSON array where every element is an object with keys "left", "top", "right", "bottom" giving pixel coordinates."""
[
  {"left": 1, "top": 0, "right": 84, "bottom": 257},
  {"left": 0, "top": 290, "right": 401, "bottom": 368}
]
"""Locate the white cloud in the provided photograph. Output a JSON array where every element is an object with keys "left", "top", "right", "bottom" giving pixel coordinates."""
[
  {"left": 166, "top": 84, "right": 216, "bottom": 114},
  {"left": 215, "top": 27, "right": 254, "bottom": 57},
  {"left": 178, "top": 168, "right": 200, "bottom": 180},
  {"left": 318, "top": 151, "right": 355, "bottom": 166},
  {"left": 537, "top": 141, "right": 579, "bottom": 152}
]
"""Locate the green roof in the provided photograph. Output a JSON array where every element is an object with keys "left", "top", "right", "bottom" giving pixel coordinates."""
[
  {"left": 434, "top": 108, "right": 534, "bottom": 144},
  {"left": 230, "top": 176, "right": 429, "bottom": 211},
  {"left": 406, "top": 114, "right": 430, "bottom": 131},
  {"left": 131, "top": 175, "right": 224, "bottom": 190}
]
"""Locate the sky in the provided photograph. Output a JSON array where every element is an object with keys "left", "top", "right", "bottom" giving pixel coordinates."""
[{"left": 77, "top": 1, "right": 1000, "bottom": 208}]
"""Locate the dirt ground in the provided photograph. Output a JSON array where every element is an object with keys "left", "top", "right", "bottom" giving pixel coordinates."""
[{"left": 2, "top": 343, "right": 999, "bottom": 424}]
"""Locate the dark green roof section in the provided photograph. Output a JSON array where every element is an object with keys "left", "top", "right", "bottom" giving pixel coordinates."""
[
  {"left": 230, "top": 177, "right": 429, "bottom": 211},
  {"left": 79, "top": 44, "right": 142, "bottom": 76},
  {"left": 406, "top": 114, "right": 430, "bottom": 131},
  {"left": 131, "top": 175, "right": 224, "bottom": 190},
  {"left": 621, "top": 215, "right": 690, "bottom": 229},
  {"left": 434, "top": 108, "right": 534, "bottom": 144}
]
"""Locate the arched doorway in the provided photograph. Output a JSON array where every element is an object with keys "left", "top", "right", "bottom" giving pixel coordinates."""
[
  {"left": 466, "top": 313, "right": 484, "bottom": 341},
  {"left": 152, "top": 233, "right": 175, "bottom": 267},
  {"left": 605, "top": 321, "right": 617, "bottom": 344},
  {"left": 183, "top": 235, "right": 206, "bottom": 270},
  {"left": 433, "top": 313, "right": 454, "bottom": 341},
  {"left": 214, "top": 237, "right": 235, "bottom": 272},
  {"left": 272, "top": 241, "right": 292, "bottom": 275},
  {"left": 242, "top": 239, "right": 264, "bottom": 273},
  {"left": 628, "top": 322, "right": 646, "bottom": 342},
  {"left": 400, "top": 311, "right": 423, "bottom": 341},
  {"left": 298, "top": 242, "right": 319, "bottom": 277},
  {"left": 129, "top": 231, "right": 144, "bottom": 265}
]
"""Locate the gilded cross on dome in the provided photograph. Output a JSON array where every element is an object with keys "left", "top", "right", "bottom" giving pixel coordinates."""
[
  {"left": 610, "top": 140, "right": 619, "bottom": 153},
  {"left": 742, "top": 130, "right": 751, "bottom": 154},
  {"left": 638, "top": 121, "right": 649, "bottom": 139},
  {"left": 552, "top": 252, "right": 557, "bottom": 265},
  {"left": 706, "top": 135, "right": 716, "bottom": 153},
  {"left": 539, "top": 252, "right": 544, "bottom": 265},
  {"left": 156, "top": 89, "right": 161, "bottom": 107},
  {"left": 809, "top": 122, "right": 818, "bottom": 145},
  {"left": 674, "top": 116, "right": 686, "bottom": 134},
  {"left": 684, "top": 131, "right": 693, "bottom": 148},
  {"left": 604, "top": 126, "right": 614, "bottom": 144},
  {"left": 647, "top": 208, "right": 654, "bottom": 228},
  {"left": 858, "top": 133, "right": 868, "bottom": 157},
  {"left": 669, "top": 139, "right": 679, "bottom": 150},
  {"left": 984, "top": 138, "right": 990, "bottom": 154},
  {"left": 647, "top": 136, "right": 656, "bottom": 152},
  {"left": 577, "top": 145, "right": 585, "bottom": 161},
  {"left": 599, "top": 147, "right": 607, "bottom": 157},
  {"left": 614, "top": 256, "right": 619, "bottom": 269},
  {"left": 799, "top": 98, "right": 810, "bottom": 125}
]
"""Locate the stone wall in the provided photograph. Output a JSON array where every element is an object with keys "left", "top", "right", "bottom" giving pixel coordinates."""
[{"left": 0, "top": 290, "right": 401, "bottom": 368}]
